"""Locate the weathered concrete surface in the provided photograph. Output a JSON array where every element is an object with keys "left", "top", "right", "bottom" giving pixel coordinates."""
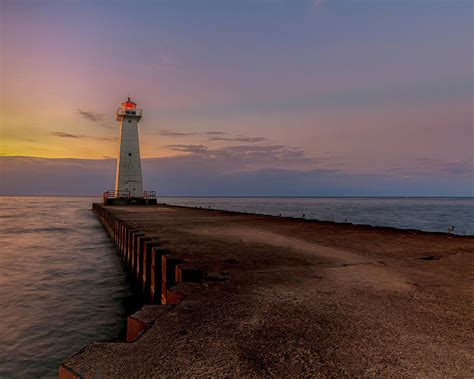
[{"left": 62, "top": 204, "right": 474, "bottom": 377}]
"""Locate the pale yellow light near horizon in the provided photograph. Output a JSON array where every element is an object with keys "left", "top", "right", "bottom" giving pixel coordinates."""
[{"left": 0, "top": 103, "right": 187, "bottom": 159}]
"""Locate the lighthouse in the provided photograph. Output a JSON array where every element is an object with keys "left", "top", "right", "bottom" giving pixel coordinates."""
[
  {"left": 115, "top": 98, "right": 143, "bottom": 197},
  {"left": 102, "top": 98, "right": 156, "bottom": 205}
]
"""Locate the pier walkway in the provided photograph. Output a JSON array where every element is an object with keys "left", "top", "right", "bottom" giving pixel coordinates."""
[{"left": 60, "top": 204, "right": 473, "bottom": 377}]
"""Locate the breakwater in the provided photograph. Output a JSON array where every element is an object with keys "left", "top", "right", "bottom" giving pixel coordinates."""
[
  {"left": 60, "top": 203, "right": 474, "bottom": 377},
  {"left": 91, "top": 203, "right": 205, "bottom": 306},
  {"left": 59, "top": 204, "right": 208, "bottom": 378}
]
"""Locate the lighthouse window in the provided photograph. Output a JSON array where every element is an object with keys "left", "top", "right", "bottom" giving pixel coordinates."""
[
  {"left": 126, "top": 110, "right": 131, "bottom": 115},
  {"left": 128, "top": 120, "right": 131, "bottom": 123},
  {"left": 128, "top": 153, "right": 132, "bottom": 156}
]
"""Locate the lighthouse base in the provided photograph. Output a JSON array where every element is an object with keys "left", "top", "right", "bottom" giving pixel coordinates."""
[
  {"left": 102, "top": 190, "right": 157, "bottom": 206},
  {"left": 104, "top": 197, "right": 158, "bottom": 206}
]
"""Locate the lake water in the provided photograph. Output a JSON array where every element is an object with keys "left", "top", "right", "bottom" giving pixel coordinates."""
[
  {"left": 161, "top": 197, "right": 474, "bottom": 236},
  {"left": 0, "top": 197, "right": 136, "bottom": 378},
  {"left": 0, "top": 196, "right": 472, "bottom": 377}
]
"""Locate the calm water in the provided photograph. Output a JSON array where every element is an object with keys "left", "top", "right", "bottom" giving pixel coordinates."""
[
  {"left": 160, "top": 197, "right": 474, "bottom": 236},
  {"left": 0, "top": 197, "right": 135, "bottom": 378},
  {"left": 0, "top": 196, "right": 472, "bottom": 377}
]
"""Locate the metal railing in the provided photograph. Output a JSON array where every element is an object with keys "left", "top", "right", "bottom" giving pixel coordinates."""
[
  {"left": 103, "top": 190, "right": 156, "bottom": 203},
  {"left": 103, "top": 190, "right": 131, "bottom": 202},
  {"left": 143, "top": 191, "right": 156, "bottom": 199}
]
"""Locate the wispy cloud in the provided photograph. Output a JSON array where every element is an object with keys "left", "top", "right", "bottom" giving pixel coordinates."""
[
  {"left": 158, "top": 129, "right": 224, "bottom": 137},
  {"left": 76, "top": 109, "right": 103, "bottom": 122},
  {"left": 209, "top": 136, "right": 266, "bottom": 143},
  {"left": 51, "top": 131, "right": 116, "bottom": 142},
  {"left": 166, "top": 143, "right": 315, "bottom": 170},
  {"left": 51, "top": 132, "right": 86, "bottom": 139},
  {"left": 158, "top": 130, "right": 198, "bottom": 137},
  {"left": 158, "top": 130, "right": 265, "bottom": 143},
  {"left": 415, "top": 157, "right": 473, "bottom": 176},
  {"left": 168, "top": 144, "right": 209, "bottom": 153},
  {"left": 204, "top": 131, "right": 225, "bottom": 135},
  {"left": 94, "top": 136, "right": 116, "bottom": 142},
  {"left": 387, "top": 158, "right": 473, "bottom": 179}
]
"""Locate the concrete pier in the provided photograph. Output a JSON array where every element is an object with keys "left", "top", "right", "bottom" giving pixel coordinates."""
[{"left": 60, "top": 204, "right": 474, "bottom": 377}]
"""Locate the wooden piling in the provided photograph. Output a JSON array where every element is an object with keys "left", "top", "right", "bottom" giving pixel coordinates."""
[
  {"left": 91, "top": 204, "right": 209, "bottom": 306},
  {"left": 142, "top": 240, "right": 160, "bottom": 299}
]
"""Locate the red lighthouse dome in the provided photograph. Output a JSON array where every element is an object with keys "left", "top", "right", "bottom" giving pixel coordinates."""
[{"left": 121, "top": 97, "right": 136, "bottom": 109}]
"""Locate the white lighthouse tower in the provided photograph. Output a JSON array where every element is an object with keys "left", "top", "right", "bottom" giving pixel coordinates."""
[{"left": 115, "top": 98, "right": 144, "bottom": 198}]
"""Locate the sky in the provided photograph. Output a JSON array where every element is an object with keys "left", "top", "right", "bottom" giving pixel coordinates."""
[{"left": 0, "top": 0, "right": 472, "bottom": 196}]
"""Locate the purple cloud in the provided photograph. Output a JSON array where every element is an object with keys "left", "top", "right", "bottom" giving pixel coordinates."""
[
  {"left": 51, "top": 132, "right": 86, "bottom": 139},
  {"left": 168, "top": 144, "right": 209, "bottom": 153},
  {"left": 158, "top": 130, "right": 225, "bottom": 137},
  {"left": 76, "top": 109, "right": 103, "bottom": 122},
  {"left": 209, "top": 136, "right": 266, "bottom": 143},
  {"left": 415, "top": 158, "right": 473, "bottom": 177},
  {"left": 51, "top": 132, "right": 115, "bottom": 142},
  {"left": 1, "top": 155, "right": 471, "bottom": 196}
]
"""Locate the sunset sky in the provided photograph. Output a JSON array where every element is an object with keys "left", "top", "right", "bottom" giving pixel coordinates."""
[{"left": 1, "top": 0, "right": 472, "bottom": 196}]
